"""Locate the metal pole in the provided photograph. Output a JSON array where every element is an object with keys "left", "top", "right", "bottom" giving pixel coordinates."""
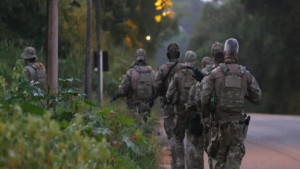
[
  {"left": 95, "top": 0, "right": 102, "bottom": 102},
  {"left": 47, "top": 0, "right": 58, "bottom": 93},
  {"left": 85, "top": 0, "right": 92, "bottom": 100}
]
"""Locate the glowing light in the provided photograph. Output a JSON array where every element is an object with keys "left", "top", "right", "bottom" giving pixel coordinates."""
[
  {"left": 155, "top": 15, "right": 162, "bottom": 22},
  {"left": 146, "top": 35, "right": 151, "bottom": 41}
]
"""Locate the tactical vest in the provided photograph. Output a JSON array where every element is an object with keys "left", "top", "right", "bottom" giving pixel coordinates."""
[
  {"left": 218, "top": 63, "right": 245, "bottom": 114},
  {"left": 131, "top": 66, "right": 153, "bottom": 101},
  {"left": 179, "top": 69, "right": 195, "bottom": 105}
]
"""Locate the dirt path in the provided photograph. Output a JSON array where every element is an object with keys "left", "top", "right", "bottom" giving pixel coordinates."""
[{"left": 157, "top": 119, "right": 171, "bottom": 169}]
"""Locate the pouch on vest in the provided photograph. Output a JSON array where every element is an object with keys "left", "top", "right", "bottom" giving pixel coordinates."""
[
  {"left": 133, "top": 66, "right": 153, "bottom": 101},
  {"left": 219, "top": 64, "right": 245, "bottom": 114},
  {"left": 179, "top": 70, "right": 195, "bottom": 104}
]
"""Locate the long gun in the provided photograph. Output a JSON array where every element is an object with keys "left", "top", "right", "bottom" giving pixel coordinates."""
[
  {"left": 192, "top": 68, "right": 205, "bottom": 82},
  {"left": 145, "top": 93, "right": 158, "bottom": 107}
]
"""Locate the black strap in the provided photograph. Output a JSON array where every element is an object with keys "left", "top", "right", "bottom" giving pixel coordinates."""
[{"left": 162, "top": 61, "right": 178, "bottom": 87}]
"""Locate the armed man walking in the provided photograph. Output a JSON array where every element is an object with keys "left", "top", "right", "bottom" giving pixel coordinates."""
[
  {"left": 153, "top": 43, "right": 181, "bottom": 168},
  {"left": 111, "top": 48, "right": 155, "bottom": 121},
  {"left": 166, "top": 51, "right": 198, "bottom": 169},
  {"left": 194, "top": 42, "right": 224, "bottom": 169},
  {"left": 21, "top": 46, "right": 47, "bottom": 90},
  {"left": 184, "top": 56, "right": 213, "bottom": 169},
  {"left": 201, "top": 38, "right": 262, "bottom": 169}
]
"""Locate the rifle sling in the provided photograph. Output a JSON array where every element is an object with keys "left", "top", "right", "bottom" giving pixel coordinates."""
[{"left": 162, "top": 61, "right": 178, "bottom": 88}]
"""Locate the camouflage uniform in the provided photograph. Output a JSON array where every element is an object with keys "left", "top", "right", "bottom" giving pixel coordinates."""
[
  {"left": 185, "top": 56, "right": 213, "bottom": 169},
  {"left": 166, "top": 51, "right": 197, "bottom": 169},
  {"left": 118, "top": 48, "right": 155, "bottom": 121},
  {"left": 201, "top": 39, "right": 262, "bottom": 169},
  {"left": 22, "top": 47, "right": 46, "bottom": 90},
  {"left": 194, "top": 43, "right": 223, "bottom": 169},
  {"left": 154, "top": 43, "right": 181, "bottom": 168}
]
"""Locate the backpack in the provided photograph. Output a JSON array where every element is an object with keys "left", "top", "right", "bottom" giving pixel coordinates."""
[
  {"left": 179, "top": 69, "right": 195, "bottom": 104},
  {"left": 30, "top": 62, "right": 47, "bottom": 90},
  {"left": 218, "top": 63, "right": 245, "bottom": 113},
  {"left": 132, "top": 66, "right": 153, "bottom": 100}
]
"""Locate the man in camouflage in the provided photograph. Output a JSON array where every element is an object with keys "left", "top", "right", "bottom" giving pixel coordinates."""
[
  {"left": 184, "top": 56, "right": 213, "bottom": 169},
  {"left": 153, "top": 43, "right": 181, "bottom": 168},
  {"left": 21, "top": 47, "right": 47, "bottom": 90},
  {"left": 201, "top": 38, "right": 262, "bottom": 169},
  {"left": 112, "top": 48, "right": 155, "bottom": 121},
  {"left": 194, "top": 42, "right": 224, "bottom": 168},
  {"left": 166, "top": 51, "right": 197, "bottom": 169}
]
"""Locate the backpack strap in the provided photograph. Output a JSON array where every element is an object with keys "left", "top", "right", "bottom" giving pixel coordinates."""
[
  {"left": 133, "top": 65, "right": 151, "bottom": 74},
  {"left": 29, "top": 64, "right": 39, "bottom": 81},
  {"left": 162, "top": 61, "right": 178, "bottom": 87}
]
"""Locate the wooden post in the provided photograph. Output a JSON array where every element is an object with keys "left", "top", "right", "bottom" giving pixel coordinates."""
[
  {"left": 95, "top": 0, "right": 102, "bottom": 102},
  {"left": 85, "top": 0, "right": 92, "bottom": 100},
  {"left": 47, "top": 0, "right": 58, "bottom": 93}
]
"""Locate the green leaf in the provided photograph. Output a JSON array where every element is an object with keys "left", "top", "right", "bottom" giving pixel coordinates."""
[
  {"left": 117, "top": 115, "right": 135, "bottom": 126},
  {"left": 18, "top": 102, "right": 46, "bottom": 116},
  {"left": 122, "top": 137, "right": 140, "bottom": 154}
]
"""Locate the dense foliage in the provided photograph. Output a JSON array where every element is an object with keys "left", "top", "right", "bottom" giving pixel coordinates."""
[
  {"left": 189, "top": 0, "right": 300, "bottom": 114},
  {"left": 0, "top": 63, "right": 160, "bottom": 169},
  {"left": 0, "top": 0, "right": 177, "bottom": 96}
]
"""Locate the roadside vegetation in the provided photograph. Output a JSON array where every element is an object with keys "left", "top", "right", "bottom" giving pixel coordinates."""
[{"left": 0, "top": 62, "right": 160, "bottom": 169}]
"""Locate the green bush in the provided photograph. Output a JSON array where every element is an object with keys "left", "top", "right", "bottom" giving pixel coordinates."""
[{"left": 0, "top": 60, "right": 160, "bottom": 168}]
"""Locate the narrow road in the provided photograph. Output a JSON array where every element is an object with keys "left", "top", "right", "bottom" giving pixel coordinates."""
[{"left": 158, "top": 113, "right": 300, "bottom": 169}]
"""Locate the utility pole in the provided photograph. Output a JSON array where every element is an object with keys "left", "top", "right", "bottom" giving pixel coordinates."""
[
  {"left": 85, "top": 0, "right": 92, "bottom": 100},
  {"left": 95, "top": 0, "right": 102, "bottom": 103},
  {"left": 47, "top": 0, "right": 58, "bottom": 93}
]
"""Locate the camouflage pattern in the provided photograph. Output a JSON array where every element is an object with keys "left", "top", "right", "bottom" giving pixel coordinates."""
[
  {"left": 184, "top": 57, "right": 214, "bottom": 169},
  {"left": 211, "top": 42, "right": 223, "bottom": 56},
  {"left": 201, "top": 57, "right": 262, "bottom": 169},
  {"left": 186, "top": 83, "right": 204, "bottom": 169},
  {"left": 186, "top": 129, "right": 204, "bottom": 169},
  {"left": 201, "top": 56, "right": 212, "bottom": 70},
  {"left": 135, "top": 48, "right": 146, "bottom": 61},
  {"left": 22, "top": 47, "right": 47, "bottom": 90},
  {"left": 118, "top": 61, "right": 155, "bottom": 121},
  {"left": 154, "top": 43, "right": 182, "bottom": 169},
  {"left": 208, "top": 122, "right": 245, "bottom": 169},
  {"left": 21, "top": 47, "right": 37, "bottom": 59},
  {"left": 166, "top": 51, "right": 197, "bottom": 169}
]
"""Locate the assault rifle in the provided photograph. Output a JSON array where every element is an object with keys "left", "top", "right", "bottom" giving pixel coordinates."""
[
  {"left": 145, "top": 93, "right": 158, "bottom": 107},
  {"left": 192, "top": 68, "right": 205, "bottom": 82}
]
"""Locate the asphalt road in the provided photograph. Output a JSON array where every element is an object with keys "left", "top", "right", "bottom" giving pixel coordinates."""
[{"left": 159, "top": 113, "right": 300, "bottom": 169}]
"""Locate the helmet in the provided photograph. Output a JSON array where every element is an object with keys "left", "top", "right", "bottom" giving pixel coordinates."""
[
  {"left": 21, "top": 47, "right": 37, "bottom": 59},
  {"left": 211, "top": 42, "right": 223, "bottom": 56},
  {"left": 201, "top": 56, "right": 212, "bottom": 68},
  {"left": 183, "top": 51, "right": 196, "bottom": 67},
  {"left": 167, "top": 42, "right": 180, "bottom": 59},
  {"left": 135, "top": 48, "right": 146, "bottom": 61}
]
